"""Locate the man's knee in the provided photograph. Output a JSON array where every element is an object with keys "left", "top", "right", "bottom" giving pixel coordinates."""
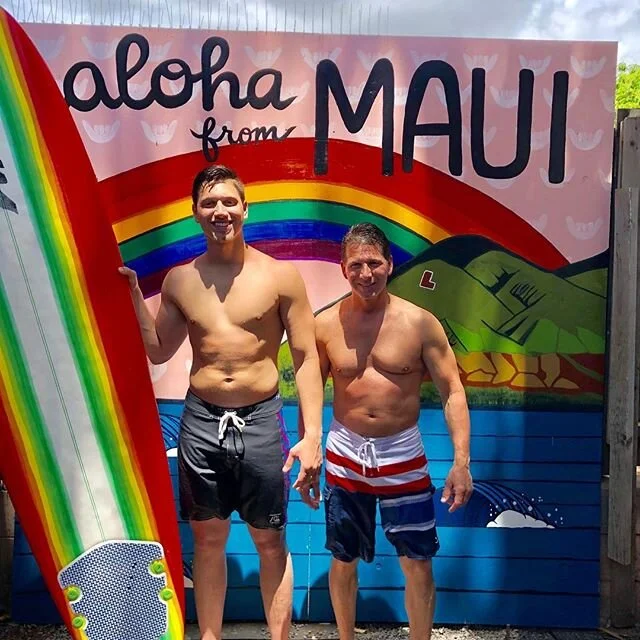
[
  {"left": 250, "top": 526, "right": 288, "bottom": 562},
  {"left": 191, "top": 517, "right": 231, "bottom": 549},
  {"left": 399, "top": 557, "right": 434, "bottom": 585},
  {"left": 330, "top": 557, "right": 359, "bottom": 577}
]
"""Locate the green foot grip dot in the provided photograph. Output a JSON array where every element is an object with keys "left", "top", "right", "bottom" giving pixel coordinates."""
[
  {"left": 72, "top": 615, "right": 87, "bottom": 630},
  {"left": 149, "top": 560, "right": 165, "bottom": 575},
  {"left": 159, "top": 588, "right": 174, "bottom": 602},
  {"left": 65, "top": 586, "right": 81, "bottom": 602}
]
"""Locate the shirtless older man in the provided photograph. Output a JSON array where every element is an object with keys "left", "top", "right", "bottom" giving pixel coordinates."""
[
  {"left": 119, "top": 165, "right": 323, "bottom": 640},
  {"left": 314, "top": 223, "right": 472, "bottom": 640}
]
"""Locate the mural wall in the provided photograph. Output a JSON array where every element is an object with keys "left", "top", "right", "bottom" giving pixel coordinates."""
[{"left": 10, "top": 22, "right": 615, "bottom": 627}]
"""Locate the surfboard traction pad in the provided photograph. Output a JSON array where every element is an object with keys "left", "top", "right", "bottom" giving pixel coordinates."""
[{"left": 57, "top": 540, "right": 174, "bottom": 640}]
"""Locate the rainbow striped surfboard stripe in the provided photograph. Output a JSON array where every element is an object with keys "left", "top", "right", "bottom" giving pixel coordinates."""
[{"left": 0, "top": 10, "right": 183, "bottom": 639}]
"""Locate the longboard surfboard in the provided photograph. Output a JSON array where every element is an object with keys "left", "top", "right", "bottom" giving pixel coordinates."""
[{"left": 0, "top": 10, "right": 185, "bottom": 639}]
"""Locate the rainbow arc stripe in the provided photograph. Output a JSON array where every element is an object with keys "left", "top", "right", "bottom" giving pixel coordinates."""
[
  {"left": 100, "top": 139, "right": 567, "bottom": 297},
  {"left": 0, "top": 11, "right": 183, "bottom": 638}
]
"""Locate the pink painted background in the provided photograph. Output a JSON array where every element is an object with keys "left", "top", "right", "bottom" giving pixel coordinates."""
[{"left": 21, "top": 25, "right": 617, "bottom": 399}]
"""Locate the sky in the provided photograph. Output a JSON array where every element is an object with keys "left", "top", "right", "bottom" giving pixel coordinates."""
[{"left": 1, "top": 0, "right": 638, "bottom": 63}]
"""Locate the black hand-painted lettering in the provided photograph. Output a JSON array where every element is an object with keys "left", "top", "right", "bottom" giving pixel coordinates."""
[
  {"left": 190, "top": 117, "right": 296, "bottom": 163},
  {"left": 315, "top": 58, "right": 394, "bottom": 175},
  {"left": 548, "top": 71, "right": 569, "bottom": 184},
  {"left": 402, "top": 60, "right": 462, "bottom": 176},
  {"left": 63, "top": 34, "right": 296, "bottom": 114},
  {"left": 470, "top": 68, "right": 533, "bottom": 179}
]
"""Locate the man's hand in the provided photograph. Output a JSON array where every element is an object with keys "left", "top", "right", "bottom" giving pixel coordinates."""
[
  {"left": 118, "top": 266, "right": 139, "bottom": 292},
  {"left": 441, "top": 463, "right": 473, "bottom": 513},
  {"left": 283, "top": 436, "right": 322, "bottom": 510}
]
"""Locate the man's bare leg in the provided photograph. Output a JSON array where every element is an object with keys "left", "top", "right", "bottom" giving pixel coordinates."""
[
  {"left": 399, "top": 556, "right": 435, "bottom": 640},
  {"left": 191, "top": 518, "right": 231, "bottom": 640},
  {"left": 249, "top": 526, "right": 293, "bottom": 640},
  {"left": 328, "top": 557, "right": 359, "bottom": 640}
]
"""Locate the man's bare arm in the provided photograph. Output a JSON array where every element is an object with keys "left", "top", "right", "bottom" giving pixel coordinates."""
[
  {"left": 278, "top": 262, "right": 324, "bottom": 442},
  {"left": 278, "top": 262, "right": 324, "bottom": 508},
  {"left": 119, "top": 266, "right": 188, "bottom": 365},
  {"left": 421, "top": 312, "right": 472, "bottom": 511}
]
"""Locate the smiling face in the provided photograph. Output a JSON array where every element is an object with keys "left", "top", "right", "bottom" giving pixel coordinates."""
[
  {"left": 192, "top": 179, "right": 247, "bottom": 243},
  {"left": 341, "top": 242, "right": 393, "bottom": 301}
]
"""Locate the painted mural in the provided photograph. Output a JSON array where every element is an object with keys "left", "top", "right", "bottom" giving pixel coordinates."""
[{"left": 8, "top": 22, "right": 615, "bottom": 628}]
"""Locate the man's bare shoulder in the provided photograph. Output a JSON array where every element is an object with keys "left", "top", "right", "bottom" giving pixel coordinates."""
[
  {"left": 389, "top": 294, "right": 443, "bottom": 333},
  {"left": 161, "top": 260, "right": 197, "bottom": 297},
  {"left": 246, "top": 247, "right": 297, "bottom": 282},
  {"left": 315, "top": 299, "right": 345, "bottom": 339}
]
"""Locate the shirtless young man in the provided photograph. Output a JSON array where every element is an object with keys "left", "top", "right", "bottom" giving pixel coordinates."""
[
  {"left": 314, "top": 223, "right": 472, "bottom": 640},
  {"left": 119, "top": 165, "right": 323, "bottom": 640}
]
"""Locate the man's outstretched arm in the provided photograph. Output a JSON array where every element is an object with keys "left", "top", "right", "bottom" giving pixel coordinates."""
[{"left": 119, "top": 266, "right": 188, "bottom": 364}]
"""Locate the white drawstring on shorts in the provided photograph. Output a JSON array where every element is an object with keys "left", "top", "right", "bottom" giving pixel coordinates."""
[
  {"left": 218, "top": 411, "right": 246, "bottom": 442},
  {"left": 356, "top": 439, "right": 379, "bottom": 475}
]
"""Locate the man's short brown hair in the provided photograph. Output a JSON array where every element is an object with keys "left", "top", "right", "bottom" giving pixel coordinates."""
[
  {"left": 341, "top": 223, "right": 392, "bottom": 262},
  {"left": 191, "top": 165, "right": 245, "bottom": 204}
]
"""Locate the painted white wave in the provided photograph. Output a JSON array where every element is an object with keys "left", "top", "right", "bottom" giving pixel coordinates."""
[{"left": 487, "top": 511, "right": 554, "bottom": 528}]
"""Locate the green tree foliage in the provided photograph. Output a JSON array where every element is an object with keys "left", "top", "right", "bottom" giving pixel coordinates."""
[{"left": 616, "top": 62, "right": 640, "bottom": 109}]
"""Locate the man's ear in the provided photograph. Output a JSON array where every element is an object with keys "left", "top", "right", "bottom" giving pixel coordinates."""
[
  {"left": 244, "top": 204, "right": 249, "bottom": 219},
  {"left": 388, "top": 256, "right": 393, "bottom": 276},
  {"left": 340, "top": 262, "right": 347, "bottom": 279},
  {"left": 192, "top": 202, "right": 196, "bottom": 217}
]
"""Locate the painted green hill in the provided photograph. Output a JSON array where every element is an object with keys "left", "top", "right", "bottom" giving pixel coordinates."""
[{"left": 388, "top": 236, "right": 606, "bottom": 355}]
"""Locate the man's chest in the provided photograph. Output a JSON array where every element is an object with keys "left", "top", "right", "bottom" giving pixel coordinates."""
[
  {"left": 179, "top": 276, "right": 280, "bottom": 333},
  {"left": 327, "top": 324, "right": 423, "bottom": 377}
]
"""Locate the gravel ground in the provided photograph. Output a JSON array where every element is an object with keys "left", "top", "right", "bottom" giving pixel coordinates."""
[{"left": 0, "top": 622, "right": 638, "bottom": 640}]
